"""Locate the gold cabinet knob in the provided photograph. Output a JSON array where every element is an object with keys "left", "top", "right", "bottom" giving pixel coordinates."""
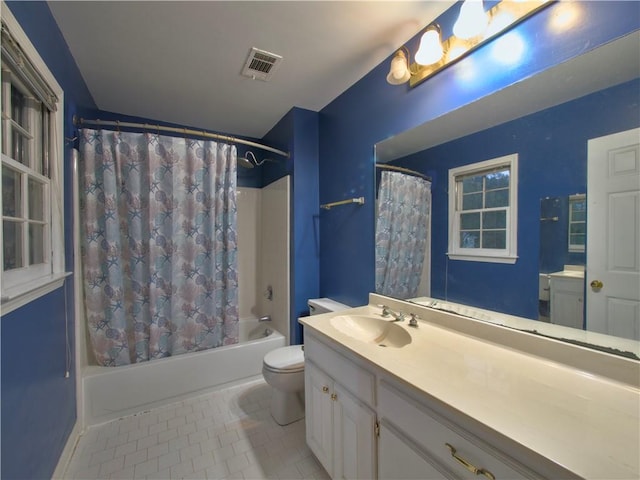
[
  {"left": 590, "top": 280, "right": 604, "bottom": 289},
  {"left": 330, "top": 393, "right": 338, "bottom": 401},
  {"left": 322, "top": 386, "right": 329, "bottom": 393}
]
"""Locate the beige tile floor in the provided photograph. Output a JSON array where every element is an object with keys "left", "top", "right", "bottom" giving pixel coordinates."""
[{"left": 63, "top": 379, "right": 329, "bottom": 480}]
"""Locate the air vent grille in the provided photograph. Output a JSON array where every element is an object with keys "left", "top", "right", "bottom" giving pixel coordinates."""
[{"left": 242, "top": 47, "right": 283, "bottom": 81}]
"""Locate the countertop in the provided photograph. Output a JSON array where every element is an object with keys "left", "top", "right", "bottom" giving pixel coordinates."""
[
  {"left": 549, "top": 270, "right": 585, "bottom": 279},
  {"left": 300, "top": 303, "right": 640, "bottom": 479},
  {"left": 549, "top": 264, "right": 586, "bottom": 279}
]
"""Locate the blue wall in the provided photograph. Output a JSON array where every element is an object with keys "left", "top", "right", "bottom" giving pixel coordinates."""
[
  {"left": 262, "top": 108, "right": 321, "bottom": 343},
  {"left": 318, "top": 1, "right": 640, "bottom": 308},
  {"left": 3, "top": 1, "right": 638, "bottom": 476},
  {"left": 2, "top": 2, "right": 97, "bottom": 479},
  {"left": 392, "top": 79, "right": 639, "bottom": 319}
]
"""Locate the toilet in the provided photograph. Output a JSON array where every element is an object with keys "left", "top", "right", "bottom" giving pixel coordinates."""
[{"left": 262, "top": 298, "right": 350, "bottom": 425}]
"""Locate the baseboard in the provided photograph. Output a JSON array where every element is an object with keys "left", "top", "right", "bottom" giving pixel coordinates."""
[{"left": 51, "top": 420, "right": 81, "bottom": 480}]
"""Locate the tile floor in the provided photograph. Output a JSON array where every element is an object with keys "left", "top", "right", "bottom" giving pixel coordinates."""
[{"left": 64, "top": 379, "right": 330, "bottom": 480}]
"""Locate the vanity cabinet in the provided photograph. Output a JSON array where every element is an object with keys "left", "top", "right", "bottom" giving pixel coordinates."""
[
  {"left": 550, "top": 275, "right": 584, "bottom": 329},
  {"left": 378, "top": 379, "right": 539, "bottom": 480},
  {"left": 301, "top": 301, "right": 634, "bottom": 479},
  {"left": 305, "top": 335, "right": 553, "bottom": 480},
  {"left": 378, "top": 422, "right": 450, "bottom": 479},
  {"left": 305, "top": 335, "right": 377, "bottom": 479}
]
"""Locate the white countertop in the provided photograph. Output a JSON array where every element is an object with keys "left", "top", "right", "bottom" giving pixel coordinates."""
[
  {"left": 408, "top": 296, "right": 640, "bottom": 359},
  {"left": 549, "top": 264, "right": 586, "bottom": 279},
  {"left": 549, "top": 270, "right": 585, "bottom": 279},
  {"left": 300, "top": 303, "right": 640, "bottom": 479}
]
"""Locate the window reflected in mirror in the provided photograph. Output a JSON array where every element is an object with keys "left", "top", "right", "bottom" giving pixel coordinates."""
[{"left": 568, "top": 194, "right": 586, "bottom": 253}]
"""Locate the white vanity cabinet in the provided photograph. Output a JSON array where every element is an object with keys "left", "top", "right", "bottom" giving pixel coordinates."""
[
  {"left": 550, "top": 274, "right": 584, "bottom": 329},
  {"left": 378, "top": 422, "right": 450, "bottom": 479},
  {"left": 305, "top": 333, "right": 377, "bottom": 479},
  {"left": 300, "top": 301, "right": 638, "bottom": 480},
  {"left": 377, "top": 379, "right": 540, "bottom": 480}
]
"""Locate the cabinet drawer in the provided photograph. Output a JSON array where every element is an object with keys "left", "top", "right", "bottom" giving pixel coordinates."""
[
  {"left": 305, "top": 333, "right": 375, "bottom": 407},
  {"left": 378, "top": 380, "right": 537, "bottom": 480}
]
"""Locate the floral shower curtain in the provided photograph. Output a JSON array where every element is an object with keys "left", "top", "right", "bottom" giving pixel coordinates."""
[
  {"left": 79, "top": 129, "right": 239, "bottom": 366},
  {"left": 375, "top": 171, "right": 431, "bottom": 299}
]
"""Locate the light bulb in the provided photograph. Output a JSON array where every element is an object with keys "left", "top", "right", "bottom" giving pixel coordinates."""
[
  {"left": 453, "top": 0, "right": 488, "bottom": 39},
  {"left": 415, "top": 26, "right": 443, "bottom": 66},
  {"left": 386, "top": 50, "right": 411, "bottom": 85}
]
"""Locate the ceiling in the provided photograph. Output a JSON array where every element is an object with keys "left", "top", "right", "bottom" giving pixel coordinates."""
[{"left": 48, "top": 1, "right": 455, "bottom": 140}]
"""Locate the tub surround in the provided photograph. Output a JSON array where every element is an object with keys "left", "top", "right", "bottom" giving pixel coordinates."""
[{"left": 299, "top": 293, "right": 640, "bottom": 479}]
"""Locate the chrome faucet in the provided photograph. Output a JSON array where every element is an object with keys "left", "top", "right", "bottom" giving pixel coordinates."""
[{"left": 381, "top": 305, "right": 405, "bottom": 322}]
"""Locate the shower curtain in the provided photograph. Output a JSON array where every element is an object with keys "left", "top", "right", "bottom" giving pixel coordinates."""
[
  {"left": 375, "top": 171, "right": 431, "bottom": 299},
  {"left": 79, "top": 129, "right": 239, "bottom": 366}
]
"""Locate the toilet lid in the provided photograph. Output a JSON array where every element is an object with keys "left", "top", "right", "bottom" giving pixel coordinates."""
[{"left": 263, "top": 345, "right": 304, "bottom": 371}]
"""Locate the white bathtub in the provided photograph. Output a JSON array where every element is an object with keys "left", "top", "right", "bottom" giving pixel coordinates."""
[{"left": 81, "top": 318, "right": 285, "bottom": 426}]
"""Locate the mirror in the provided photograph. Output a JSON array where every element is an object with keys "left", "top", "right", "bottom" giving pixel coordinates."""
[{"left": 374, "top": 31, "right": 640, "bottom": 359}]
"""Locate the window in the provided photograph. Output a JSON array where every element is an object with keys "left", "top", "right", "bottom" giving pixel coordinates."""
[
  {"left": 1, "top": 11, "right": 66, "bottom": 314},
  {"left": 568, "top": 194, "right": 586, "bottom": 252},
  {"left": 448, "top": 154, "right": 518, "bottom": 263}
]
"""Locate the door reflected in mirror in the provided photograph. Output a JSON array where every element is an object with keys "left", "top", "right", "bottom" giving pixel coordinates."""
[{"left": 538, "top": 194, "right": 587, "bottom": 327}]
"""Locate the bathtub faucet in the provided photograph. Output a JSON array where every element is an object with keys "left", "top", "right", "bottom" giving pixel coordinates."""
[{"left": 259, "top": 315, "right": 271, "bottom": 322}]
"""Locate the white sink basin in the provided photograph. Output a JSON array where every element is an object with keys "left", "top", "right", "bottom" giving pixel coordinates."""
[{"left": 329, "top": 315, "right": 412, "bottom": 348}]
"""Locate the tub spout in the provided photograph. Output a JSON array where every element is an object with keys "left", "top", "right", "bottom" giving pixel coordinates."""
[{"left": 259, "top": 315, "right": 271, "bottom": 322}]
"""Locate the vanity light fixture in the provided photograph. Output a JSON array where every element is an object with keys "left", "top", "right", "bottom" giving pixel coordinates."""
[
  {"left": 386, "top": 25, "right": 444, "bottom": 85},
  {"left": 386, "top": 0, "right": 553, "bottom": 88}
]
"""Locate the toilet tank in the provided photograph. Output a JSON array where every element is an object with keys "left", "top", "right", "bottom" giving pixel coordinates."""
[{"left": 308, "top": 298, "right": 350, "bottom": 315}]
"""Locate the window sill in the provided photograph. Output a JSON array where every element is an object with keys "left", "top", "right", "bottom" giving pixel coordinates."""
[
  {"left": 1, "top": 272, "right": 72, "bottom": 316},
  {"left": 447, "top": 253, "right": 518, "bottom": 264}
]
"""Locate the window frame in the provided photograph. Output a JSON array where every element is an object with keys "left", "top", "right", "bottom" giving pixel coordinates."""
[
  {"left": 448, "top": 154, "right": 518, "bottom": 264},
  {"left": 1, "top": 6, "right": 67, "bottom": 315},
  {"left": 568, "top": 193, "right": 586, "bottom": 253}
]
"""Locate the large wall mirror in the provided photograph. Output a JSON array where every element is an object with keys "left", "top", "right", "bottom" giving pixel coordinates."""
[{"left": 374, "top": 31, "right": 640, "bottom": 359}]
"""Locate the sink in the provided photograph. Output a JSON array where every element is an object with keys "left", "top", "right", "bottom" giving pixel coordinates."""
[{"left": 329, "top": 315, "right": 412, "bottom": 348}]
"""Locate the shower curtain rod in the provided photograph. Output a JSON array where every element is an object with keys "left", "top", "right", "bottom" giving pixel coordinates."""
[
  {"left": 73, "top": 116, "right": 290, "bottom": 159},
  {"left": 376, "top": 163, "right": 431, "bottom": 182}
]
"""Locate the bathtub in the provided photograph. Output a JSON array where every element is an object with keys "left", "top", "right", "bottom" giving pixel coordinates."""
[{"left": 81, "top": 318, "right": 285, "bottom": 426}]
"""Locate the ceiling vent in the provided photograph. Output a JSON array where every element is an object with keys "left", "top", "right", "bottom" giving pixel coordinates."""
[{"left": 241, "top": 47, "right": 283, "bottom": 81}]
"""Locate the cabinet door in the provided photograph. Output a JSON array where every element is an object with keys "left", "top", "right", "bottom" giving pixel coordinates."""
[
  {"left": 379, "top": 422, "right": 451, "bottom": 480},
  {"left": 332, "top": 383, "right": 377, "bottom": 480},
  {"left": 305, "top": 361, "right": 334, "bottom": 476},
  {"left": 551, "top": 278, "right": 584, "bottom": 329}
]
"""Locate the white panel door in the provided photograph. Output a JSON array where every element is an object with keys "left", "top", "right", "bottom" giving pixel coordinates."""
[{"left": 587, "top": 128, "right": 640, "bottom": 339}]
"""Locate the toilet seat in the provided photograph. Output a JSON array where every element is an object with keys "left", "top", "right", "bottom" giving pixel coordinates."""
[{"left": 263, "top": 345, "right": 304, "bottom": 372}]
